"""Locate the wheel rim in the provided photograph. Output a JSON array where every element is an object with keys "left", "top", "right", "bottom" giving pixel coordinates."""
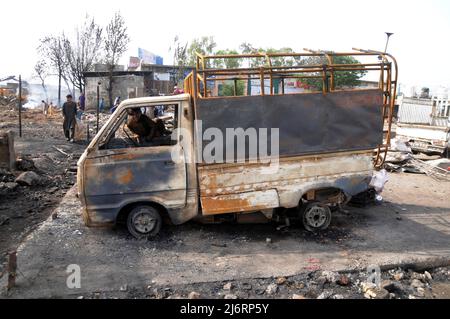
[
  {"left": 132, "top": 209, "right": 157, "bottom": 234},
  {"left": 304, "top": 205, "right": 328, "bottom": 229}
]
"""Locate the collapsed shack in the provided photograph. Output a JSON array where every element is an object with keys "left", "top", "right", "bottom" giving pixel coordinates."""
[{"left": 384, "top": 139, "right": 450, "bottom": 181}]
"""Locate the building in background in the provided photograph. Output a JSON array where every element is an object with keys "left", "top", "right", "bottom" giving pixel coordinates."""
[
  {"left": 396, "top": 87, "right": 450, "bottom": 154},
  {"left": 84, "top": 65, "right": 193, "bottom": 110}
]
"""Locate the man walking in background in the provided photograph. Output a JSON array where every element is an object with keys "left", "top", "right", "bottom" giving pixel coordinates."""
[
  {"left": 48, "top": 102, "right": 54, "bottom": 116},
  {"left": 99, "top": 97, "right": 105, "bottom": 112},
  {"left": 41, "top": 100, "right": 49, "bottom": 116},
  {"left": 62, "top": 94, "right": 77, "bottom": 142},
  {"left": 77, "top": 92, "right": 85, "bottom": 120}
]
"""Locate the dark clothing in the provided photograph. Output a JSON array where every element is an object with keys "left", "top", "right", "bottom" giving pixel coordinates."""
[
  {"left": 79, "top": 95, "right": 85, "bottom": 111},
  {"left": 154, "top": 105, "right": 164, "bottom": 117},
  {"left": 126, "top": 112, "right": 168, "bottom": 144},
  {"left": 62, "top": 101, "right": 77, "bottom": 140}
]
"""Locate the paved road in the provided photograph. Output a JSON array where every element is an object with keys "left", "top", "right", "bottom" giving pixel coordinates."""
[{"left": 2, "top": 173, "right": 449, "bottom": 298}]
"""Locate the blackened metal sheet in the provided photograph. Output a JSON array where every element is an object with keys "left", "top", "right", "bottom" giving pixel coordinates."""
[{"left": 195, "top": 90, "right": 383, "bottom": 162}]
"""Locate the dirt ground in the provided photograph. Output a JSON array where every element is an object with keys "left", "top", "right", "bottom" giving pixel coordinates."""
[
  {"left": 0, "top": 106, "right": 87, "bottom": 267},
  {"left": 1, "top": 173, "right": 449, "bottom": 299},
  {"left": 0, "top": 105, "right": 449, "bottom": 299}
]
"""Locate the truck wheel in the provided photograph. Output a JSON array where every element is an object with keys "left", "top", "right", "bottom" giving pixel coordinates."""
[
  {"left": 127, "top": 205, "right": 162, "bottom": 239},
  {"left": 300, "top": 202, "right": 331, "bottom": 232}
]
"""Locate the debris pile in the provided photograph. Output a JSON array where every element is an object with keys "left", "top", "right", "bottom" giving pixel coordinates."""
[
  {"left": 73, "top": 266, "right": 450, "bottom": 299},
  {"left": 0, "top": 96, "right": 17, "bottom": 107},
  {"left": 71, "top": 112, "right": 111, "bottom": 142},
  {"left": 384, "top": 139, "right": 450, "bottom": 181}
]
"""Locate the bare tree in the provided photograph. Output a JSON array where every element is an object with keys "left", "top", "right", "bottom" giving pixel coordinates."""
[
  {"left": 104, "top": 12, "right": 130, "bottom": 108},
  {"left": 34, "top": 60, "right": 49, "bottom": 101},
  {"left": 64, "top": 15, "right": 103, "bottom": 94},
  {"left": 170, "top": 35, "right": 188, "bottom": 86},
  {"left": 38, "top": 35, "right": 67, "bottom": 106}
]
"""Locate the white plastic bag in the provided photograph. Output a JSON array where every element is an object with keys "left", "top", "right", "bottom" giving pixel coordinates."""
[{"left": 369, "top": 169, "right": 389, "bottom": 193}]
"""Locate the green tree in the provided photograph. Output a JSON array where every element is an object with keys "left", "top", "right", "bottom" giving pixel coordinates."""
[
  {"left": 238, "top": 43, "right": 300, "bottom": 68},
  {"left": 239, "top": 42, "right": 266, "bottom": 67},
  {"left": 212, "top": 49, "right": 241, "bottom": 69},
  {"left": 187, "top": 36, "right": 217, "bottom": 67},
  {"left": 301, "top": 55, "right": 367, "bottom": 90},
  {"left": 219, "top": 80, "right": 245, "bottom": 96}
]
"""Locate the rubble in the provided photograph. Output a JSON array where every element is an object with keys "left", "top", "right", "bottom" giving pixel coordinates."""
[
  {"left": 0, "top": 215, "right": 10, "bottom": 226},
  {"left": 0, "top": 105, "right": 86, "bottom": 269},
  {"left": 0, "top": 168, "right": 15, "bottom": 182},
  {"left": 223, "top": 282, "right": 233, "bottom": 290},
  {"left": 15, "top": 171, "right": 40, "bottom": 186},
  {"left": 424, "top": 271, "right": 433, "bottom": 281},
  {"left": 321, "top": 270, "right": 338, "bottom": 284},
  {"left": 119, "top": 284, "right": 128, "bottom": 292},
  {"left": 276, "top": 277, "right": 287, "bottom": 285},
  {"left": 372, "top": 288, "right": 390, "bottom": 299},
  {"left": 411, "top": 279, "right": 424, "bottom": 289},
  {"left": 265, "top": 283, "right": 278, "bottom": 295},
  {"left": 337, "top": 274, "right": 351, "bottom": 286},
  {"left": 188, "top": 291, "right": 200, "bottom": 299},
  {"left": 15, "top": 157, "right": 35, "bottom": 171},
  {"left": 385, "top": 139, "right": 450, "bottom": 181},
  {"left": 317, "top": 290, "right": 333, "bottom": 299},
  {"left": 0, "top": 182, "right": 18, "bottom": 191},
  {"left": 241, "top": 283, "right": 252, "bottom": 290},
  {"left": 361, "top": 282, "right": 377, "bottom": 293}
]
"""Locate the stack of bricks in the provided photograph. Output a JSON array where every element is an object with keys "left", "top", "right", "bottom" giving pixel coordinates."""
[{"left": 0, "top": 131, "right": 15, "bottom": 170}]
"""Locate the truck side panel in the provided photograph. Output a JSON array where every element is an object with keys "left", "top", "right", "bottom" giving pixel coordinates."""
[
  {"left": 198, "top": 152, "right": 373, "bottom": 215},
  {"left": 195, "top": 90, "right": 383, "bottom": 161}
]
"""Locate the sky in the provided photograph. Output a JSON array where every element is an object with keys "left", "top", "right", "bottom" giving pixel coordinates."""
[{"left": 1, "top": 0, "right": 450, "bottom": 93}]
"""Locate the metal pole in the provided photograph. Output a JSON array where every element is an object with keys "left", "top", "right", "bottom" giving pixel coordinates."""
[
  {"left": 96, "top": 82, "right": 100, "bottom": 133},
  {"left": 384, "top": 32, "right": 394, "bottom": 53},
  {"left": 18, "top": 75, "right": 22, "bottom": 138}
]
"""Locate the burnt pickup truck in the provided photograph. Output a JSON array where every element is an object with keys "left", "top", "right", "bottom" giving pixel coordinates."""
[{"left": 77, "top": 49, "right": 398, "bottom": 238}]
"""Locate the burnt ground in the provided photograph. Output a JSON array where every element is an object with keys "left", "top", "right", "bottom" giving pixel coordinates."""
[
  {"left": 1, "top": 173, "right": 449, "bottom": 299},
  {"left": 0, "top": 106, "right": 87, "bottom": 268},
  {"left": 0, "top": 105, "right": 449, "bottom": 299}
]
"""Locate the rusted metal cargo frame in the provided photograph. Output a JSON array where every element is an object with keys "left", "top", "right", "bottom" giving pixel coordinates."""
[{"left": 185, "top": 48, "right": 398, "bottom": 168}]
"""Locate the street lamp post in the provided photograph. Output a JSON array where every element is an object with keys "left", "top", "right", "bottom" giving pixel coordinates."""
[{"left": 384, "top": 32, "right": 394, "bottom": 53}]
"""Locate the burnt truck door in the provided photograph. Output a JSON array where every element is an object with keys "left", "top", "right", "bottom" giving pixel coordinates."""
[{"left": 81, "top": 102, "right": 187, "bottom": 226}]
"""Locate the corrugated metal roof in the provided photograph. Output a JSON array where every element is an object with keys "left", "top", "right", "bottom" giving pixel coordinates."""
[
  {"left": 431, "top": 117, "right": 450, "bottom": 127},
  {"left": 398, "top": 99, "right": 432, "bottom": 124}
]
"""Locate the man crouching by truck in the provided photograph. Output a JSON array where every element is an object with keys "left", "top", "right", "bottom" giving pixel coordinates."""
[{"left": 126, "top": 107, "right": 169, "bottom": 145}]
